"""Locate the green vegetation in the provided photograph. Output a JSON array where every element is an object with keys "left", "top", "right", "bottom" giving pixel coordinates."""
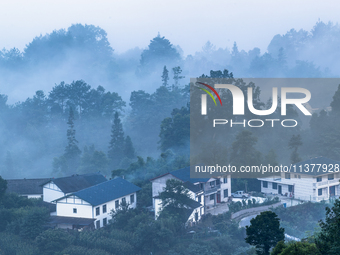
[{"left": 245, "top": 211, "right": 285, "bottom": 255}]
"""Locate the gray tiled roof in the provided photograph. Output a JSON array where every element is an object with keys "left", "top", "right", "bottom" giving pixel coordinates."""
[
  {"left": 6, "top": 178, "right": 50, "bottom": 195},
  {"left": 170, "top": 167, "right": 210, "bottom": 184},
  {"left": 43, "top": 173, "right": 107, "bottom": 193}
]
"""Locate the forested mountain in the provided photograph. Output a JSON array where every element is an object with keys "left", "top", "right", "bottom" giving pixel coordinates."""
[{"left": 0, "top": 21, "right": 340, "bottom": 179}]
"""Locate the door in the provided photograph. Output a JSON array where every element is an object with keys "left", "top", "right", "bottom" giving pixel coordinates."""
[
  {"left": 217, "top": 192, "right": 221, "bottom": 203},
  {"left": 278, "top": 185, "right": 282, "bottom": 195}
]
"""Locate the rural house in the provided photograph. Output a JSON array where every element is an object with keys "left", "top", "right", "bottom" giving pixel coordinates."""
[
  {"left": 42, "top": 173, "right": 107, "bottom": 203},
  {"left": 6, "top": 178, "right": 50, "bottom": 199},
  {"left": 52, "top": 177, "right": 141, "bottom": 229},
  {"left": 151, "top": 167, "right": 231, "bottom": 224},
  {"left": 258, "top": 157, "right": 340, "bottom": 202}
]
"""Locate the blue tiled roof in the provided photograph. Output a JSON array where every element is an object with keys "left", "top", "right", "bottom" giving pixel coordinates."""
[
  {"left": 72, "top": 177, "right": 141, "bottom": 206},
  {"left": 170, "top": 167, "right": 210, "bottom": 183}
]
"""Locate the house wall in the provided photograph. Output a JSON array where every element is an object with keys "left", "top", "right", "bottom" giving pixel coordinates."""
[
  {"left": 204, "top": 176, "right": 231, "bottom": 207},
  {"left": 55, "top": 193, "right": 138, "bottom": 229},
  {"left": 56, "top": 196, "right": 93, "bottom": 218},
  {"left": 260, "top": 173, "right": 340, "bottom": 202},
  {"left": 187, "top": 206, "right": 204, "bottom": 225},
  {"left": 94, "top": 192, "right": 137, "bottom": 228},
  {"left": 153, "top": 190, "right": 196, "bottom": 219},
  {"left": 151, "top": 174, "right": 180, "bottom": 208},
  {"left": 43, "top": 182, "right": 65, "bottom": 202},
  {"left": 28, "top": 194, "right": 43, "bottom": 199},
  {"left": 220, "top": 175, "right": 231, "bottom": 202}
]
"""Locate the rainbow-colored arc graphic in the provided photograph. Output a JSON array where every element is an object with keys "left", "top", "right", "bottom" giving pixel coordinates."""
[{"left": 196, "top": 82, "right": 222, "bottom": 106}]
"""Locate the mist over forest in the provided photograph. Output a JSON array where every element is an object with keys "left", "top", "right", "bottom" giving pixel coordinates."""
[{"left": 1, "top": 20, "right": 340, "bottom": 179}]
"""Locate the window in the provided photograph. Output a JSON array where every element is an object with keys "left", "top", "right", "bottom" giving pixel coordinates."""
[
  {"left": 263, "top": 181, "right": 268, "bottom": 188},
  {"left": 103, "top": 218, "right": 107, "bottom": 226},
  {"left": 216, "top": 179, "right": 220, "bottom": 185},
  {"left": 285, "top": 173, "right": 290, "bottom": 179},
  {"left": 317, "top": 177, "right": 322, "bottom": 182},
  {"left": 272, "top": 183, "right": 277, "bottom": 189},
  {"left": 294, "top": 174, "right": 297, "bottom": 178},
  {"left": 298, "top": 175, "right": 301, "bottom": 179},
  {"left": 288, "top": 185, "right": 293, "bottom": 192},
  {"left": 96, "top": 207, "right": 100, "bottom": 216},
  {"left": 198, "top": 195, "right": 201, "bottom": 203},
  {"left": 210, "top": 194, "right": 215, "bottom": 201},
  {"left": 115, "top": 200, "right": 119, "bottom": 209},
  {"left": 224, "top": 189, "right": 229, "bottom": 198},
  {"left": 130, "top": 194, "right": 135, "bottom": 204},
  {"left": 73, "top": 208, "right": 77, "bottom": 214},
  {"left": 122, "top": 197, "right": 126, "bottom": 204},
  {"left": 95, "top": 220, "right": 100, "bottom": 229},
  {"left": 318, "top": 188, "right": 322, "bottom": 196},
  {"left": 223, "top": 178, "right": 228, "bottom": 183},
  {"left": 103, "top": 204, "right": 107, "bottom": 213},
  {"left": 210, "top": 181, "right": 215, "bottom": 188},
  {"left": 328, "top": 174, "right": 334, "bottom": 180}
]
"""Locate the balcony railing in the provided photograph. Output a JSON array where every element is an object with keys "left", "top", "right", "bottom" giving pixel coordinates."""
[
  {"left": 313, "top": 179, "right": 340, "bottom": 188},
  {"left": 204, "top": 184, "right": 220, "bottom": 195}
]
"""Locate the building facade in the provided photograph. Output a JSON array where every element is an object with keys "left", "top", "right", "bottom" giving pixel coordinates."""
[
  {"left": 42, "top": 173, "right": 107, "bottom": 203},
  {"left": 53, "top": 177, "right": 141, "bottom": 229},
  {"left": 258, "top": 157, "right": 340, "bottom": 202},
  {"left": 151, "top": 167, "right": 231, "bottom": 223}
]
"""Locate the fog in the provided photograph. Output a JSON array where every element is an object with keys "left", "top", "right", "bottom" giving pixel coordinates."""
[{"left": 1, "top": 20, "right": 340, "bottom": 179}]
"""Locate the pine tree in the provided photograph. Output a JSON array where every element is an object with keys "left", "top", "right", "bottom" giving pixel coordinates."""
[
  {"left": 108, "top": 112, "right": 125, "bottom": 168},
  {"left": 288, "top": 134, "right": 302, "bottom": 164},
  {"left": 124, "top": 136, "right": 135, "bottom": 159},
  {"left": 64, "top": 107, "right": 81, "bottom": 159},
  {"left": 172, "top": 66, "right": 184, "bottom": 88},
  {"left": 54, "top": 107, "right": 81, "bottom": 175},
  {"left": 161, "top": 66, "right": 169, "bottom": 89}
]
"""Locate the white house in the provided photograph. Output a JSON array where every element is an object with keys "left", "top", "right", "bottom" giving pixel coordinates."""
[
  {"left": 42, "top": 173, "right": 107, "bottom": 203},
  {"left": 6, "top": 178, "right": 50, "bottom": 199},
  {"left": 258, "top": 157, "right": 340, "bottom": 202},
  {"left": 52, "top": 177, "right": 141, "bottom": 229},
  {"left": 150, "top": 167, "right": 231, "bottom": 224}
]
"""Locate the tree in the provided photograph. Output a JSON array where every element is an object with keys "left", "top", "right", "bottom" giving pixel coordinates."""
[
  {"left": 245, "top": 211, "right": 284, "bottom": 255},
  {"left": 330, "top": 84, "right": 340, "bottom": 114},
  {"left": 315, "top": 199, "right": 340, "bottom": 254},
  {"left": 161, "top": 65, "right": 169, "bottom": 88},
  {"left": 158, "top": 179, "right": 197, "bottom": 224},
  {"left": 53, "top": 107, "right": 81, "bottom": 175},
  {"left": 64, "top": 107, "right": 81, "bottom": 169},
  {"left": 288, "top": 134, "right": 302, "bottom": 164},
  {"left": 78, "top": 145, "right": 108, "bottom": 174},
  {"left": 172, "top": 66, "right": 184, "bottom": 88},
  {"left": 272, "top": 240, "right": 320, "bottom": 255},
  {"left": 159, "top": 105, "right": 190, "bottom": 152},
  {"left": 124, "top": 136, "right": 135, "bottom": 159},
  {"left": 108, "top": 112, "right": 125, "bottom": 168},
  {"left": 265, "top": 149, "right": 279, "bottom": 166},
  {"left": 139, "top": 34, "right": 180, "bottom": 72},
  {"left": 0, "top": 175, "right": 7, "bottom": 201},
  {"left": 231, "top": 130, "right": 262, "bottom": 167},
  {"left": 35, "top": 229, "right": 76, "bottom": 255}
]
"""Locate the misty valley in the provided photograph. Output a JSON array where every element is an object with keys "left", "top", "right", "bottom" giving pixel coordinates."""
[{"left": 0, "top": 20, "right": 340, "bottom": 255}]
